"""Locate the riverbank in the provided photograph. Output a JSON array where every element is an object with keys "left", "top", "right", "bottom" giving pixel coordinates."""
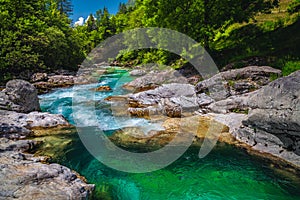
[
  {"left": 0, "top": 79, "right": 94, "bottom": 199},
  {"left": 106, "top": 65, "right": 300, "bottom": 172}
]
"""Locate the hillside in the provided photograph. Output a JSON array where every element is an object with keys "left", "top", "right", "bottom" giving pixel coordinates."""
[{"left": 213, "top": 0, "right": 300, "bottom": 74}]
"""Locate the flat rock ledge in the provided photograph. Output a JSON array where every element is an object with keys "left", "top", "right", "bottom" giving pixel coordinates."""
[{"left": 0, "top": 110, "right": 70, "bottom": 139}]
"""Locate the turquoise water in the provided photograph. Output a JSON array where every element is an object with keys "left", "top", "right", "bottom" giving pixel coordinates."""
[{"left": 39, "top": 68, "right": 300, "bottom": 200}]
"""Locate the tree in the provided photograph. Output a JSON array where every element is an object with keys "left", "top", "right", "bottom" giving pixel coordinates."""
[
  {"left": 138, "top": 0, "right": 278, "bottom": 50},
  {"left": 56, "top": 0, "right": 73, "bottom": 16},
  {"left": 118, "top": 2, "right": 128, "bottom": 14},
  {"left": 0, "top": 0, "right": 85, "bottom": 82},
  {"left": 86, "top": 14, "right": 97, "bottom": 32},
  {"left": 95, "top": 7, "right": 116, "bottom": 39}
]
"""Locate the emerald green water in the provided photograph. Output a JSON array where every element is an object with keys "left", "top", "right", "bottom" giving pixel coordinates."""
[{"left": 39, "top": 68, "right": 300, "bottom": 200}]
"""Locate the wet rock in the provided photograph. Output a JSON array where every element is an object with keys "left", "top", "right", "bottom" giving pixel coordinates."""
[
  {"left": 128, "top": 107, "right": 161, "bottom": 119},
  {"left": 93, "top": 85, "right": 112, "bottom": 92},
  {"left": 0, "top": 80, "right": 40, "bottom": 113}
]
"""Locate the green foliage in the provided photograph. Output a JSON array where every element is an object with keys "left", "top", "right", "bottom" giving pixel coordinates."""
[
  {"left": 231, "top": 108, "right": 249, "bottom": 115},
  {"left": 288, "top": 0, "right": 300, "bottom": 14},
  {"left": 0, "top": 0, "right": 84, "bottom": 82},
  {"left": 282, "top": 61, "right": 300, "bottom": 76},
  {"left": 55, "top": 0, "right": 73, "bottom": 16},
  {"left": 269, "top": 73, "right": 280, "bottom": 81},
  {"left": 228, "top": 80, "right": 235, "bottom": 87},
  {"left": 212, "top": 0, "right": 300, "bottom": 69},
  {"left": 108, "top": 0, "right": 279, "bottom": 66},
  {"left": 0, "top": 0, "right": 298, "bottom": 84}
]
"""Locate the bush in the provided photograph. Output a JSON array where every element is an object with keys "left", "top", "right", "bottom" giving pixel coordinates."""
[{"left": 282, "top": 61, "right": 300, "bottom": 76}]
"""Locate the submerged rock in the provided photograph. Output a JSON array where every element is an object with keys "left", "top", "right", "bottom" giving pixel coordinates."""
[
  {"left": 109, "top": 116, "right": 230, "bottom": 151},
  {"left": 0, "top": 79, "right": 40, "bottom": 113},
  {"left": 93, "top": 85, "right": 112, "bottom": 92}
]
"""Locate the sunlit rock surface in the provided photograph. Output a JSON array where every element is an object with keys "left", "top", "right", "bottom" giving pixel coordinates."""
[
  {"left": 236, "top": 70, "right": 300, "bottom": 167},
  {"left": 0, "top": 138, "right": 94, "bottom": 200},
  {"left": 0, "top": 79, "right": 40, "bottom": 113}
]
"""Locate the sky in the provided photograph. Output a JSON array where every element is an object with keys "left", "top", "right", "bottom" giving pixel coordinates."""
[{"left": 71, "top": 0, "right": 128, "bottom": 24}]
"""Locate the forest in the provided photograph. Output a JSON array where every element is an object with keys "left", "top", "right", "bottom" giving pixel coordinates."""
[{"left": 1, "top": 0, "right": 300, "bottom": 83}]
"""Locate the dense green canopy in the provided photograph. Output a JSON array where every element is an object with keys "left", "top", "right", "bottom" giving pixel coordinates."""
[{"left": 1, "top": 0, "right": 299, "bottom": 82}]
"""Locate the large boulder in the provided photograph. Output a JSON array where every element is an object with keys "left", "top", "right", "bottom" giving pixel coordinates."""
[
  {"left": 127, "top": 83, "right": 199, "bottom": 117},
  {"left": 123, "top": 70, "right": 189, "bottom": 92},
  {"left": 0, "top": 139, "right": 94, "bottom": 200},
  {"left": 233, "top": 70, "right": 300, "bottom": 167},
  {"left": 207, "top": 92, "right": 254, "bottom": 114},
  {"left": 128, "top": 83, "right": 195, "bottom": 108},
  {"left": 122, "top": 83, "right": 214, "bottom": 118},
  {"left": 195, "top": 66, "right": 281, "bottom": 100},
  {"left": 0, "top": 80, "right": 40, "bottom": 113}
]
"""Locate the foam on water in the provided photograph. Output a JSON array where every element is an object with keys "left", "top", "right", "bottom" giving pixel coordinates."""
[{"left": 39, "top": 68, "right": 164, "bottom": 132}]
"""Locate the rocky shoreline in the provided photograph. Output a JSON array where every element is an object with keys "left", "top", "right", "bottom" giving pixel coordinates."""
[
  {"left": 107, "top": 66, "right": 300, "bottom": 172},
  {"left": 0, "top": 65, "right": 299, "bottom": 199},
  {"left": 0, "top": 79, "right": 94, "bottom": 199}
]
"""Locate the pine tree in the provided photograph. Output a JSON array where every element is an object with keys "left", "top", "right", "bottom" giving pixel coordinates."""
[
  {"left": 56, "top": 0, "right": 73, "bottom": 16},
  {"left": 86, "top": 14, "right": 97, "bottom": 32}
]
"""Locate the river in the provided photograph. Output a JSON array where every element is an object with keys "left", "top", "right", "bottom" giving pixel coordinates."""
[{"left": 38, "top": 67, "right": 300, "bottom": 200}]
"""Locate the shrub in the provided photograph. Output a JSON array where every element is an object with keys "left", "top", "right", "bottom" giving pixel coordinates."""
[{"left": 282, "top": 61, "right": 300, "bottom": 76}]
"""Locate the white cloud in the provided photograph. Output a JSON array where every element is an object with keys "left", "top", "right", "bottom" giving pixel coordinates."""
[{"left": 74, "top": 17, "right": 84, "bottom": 26}]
